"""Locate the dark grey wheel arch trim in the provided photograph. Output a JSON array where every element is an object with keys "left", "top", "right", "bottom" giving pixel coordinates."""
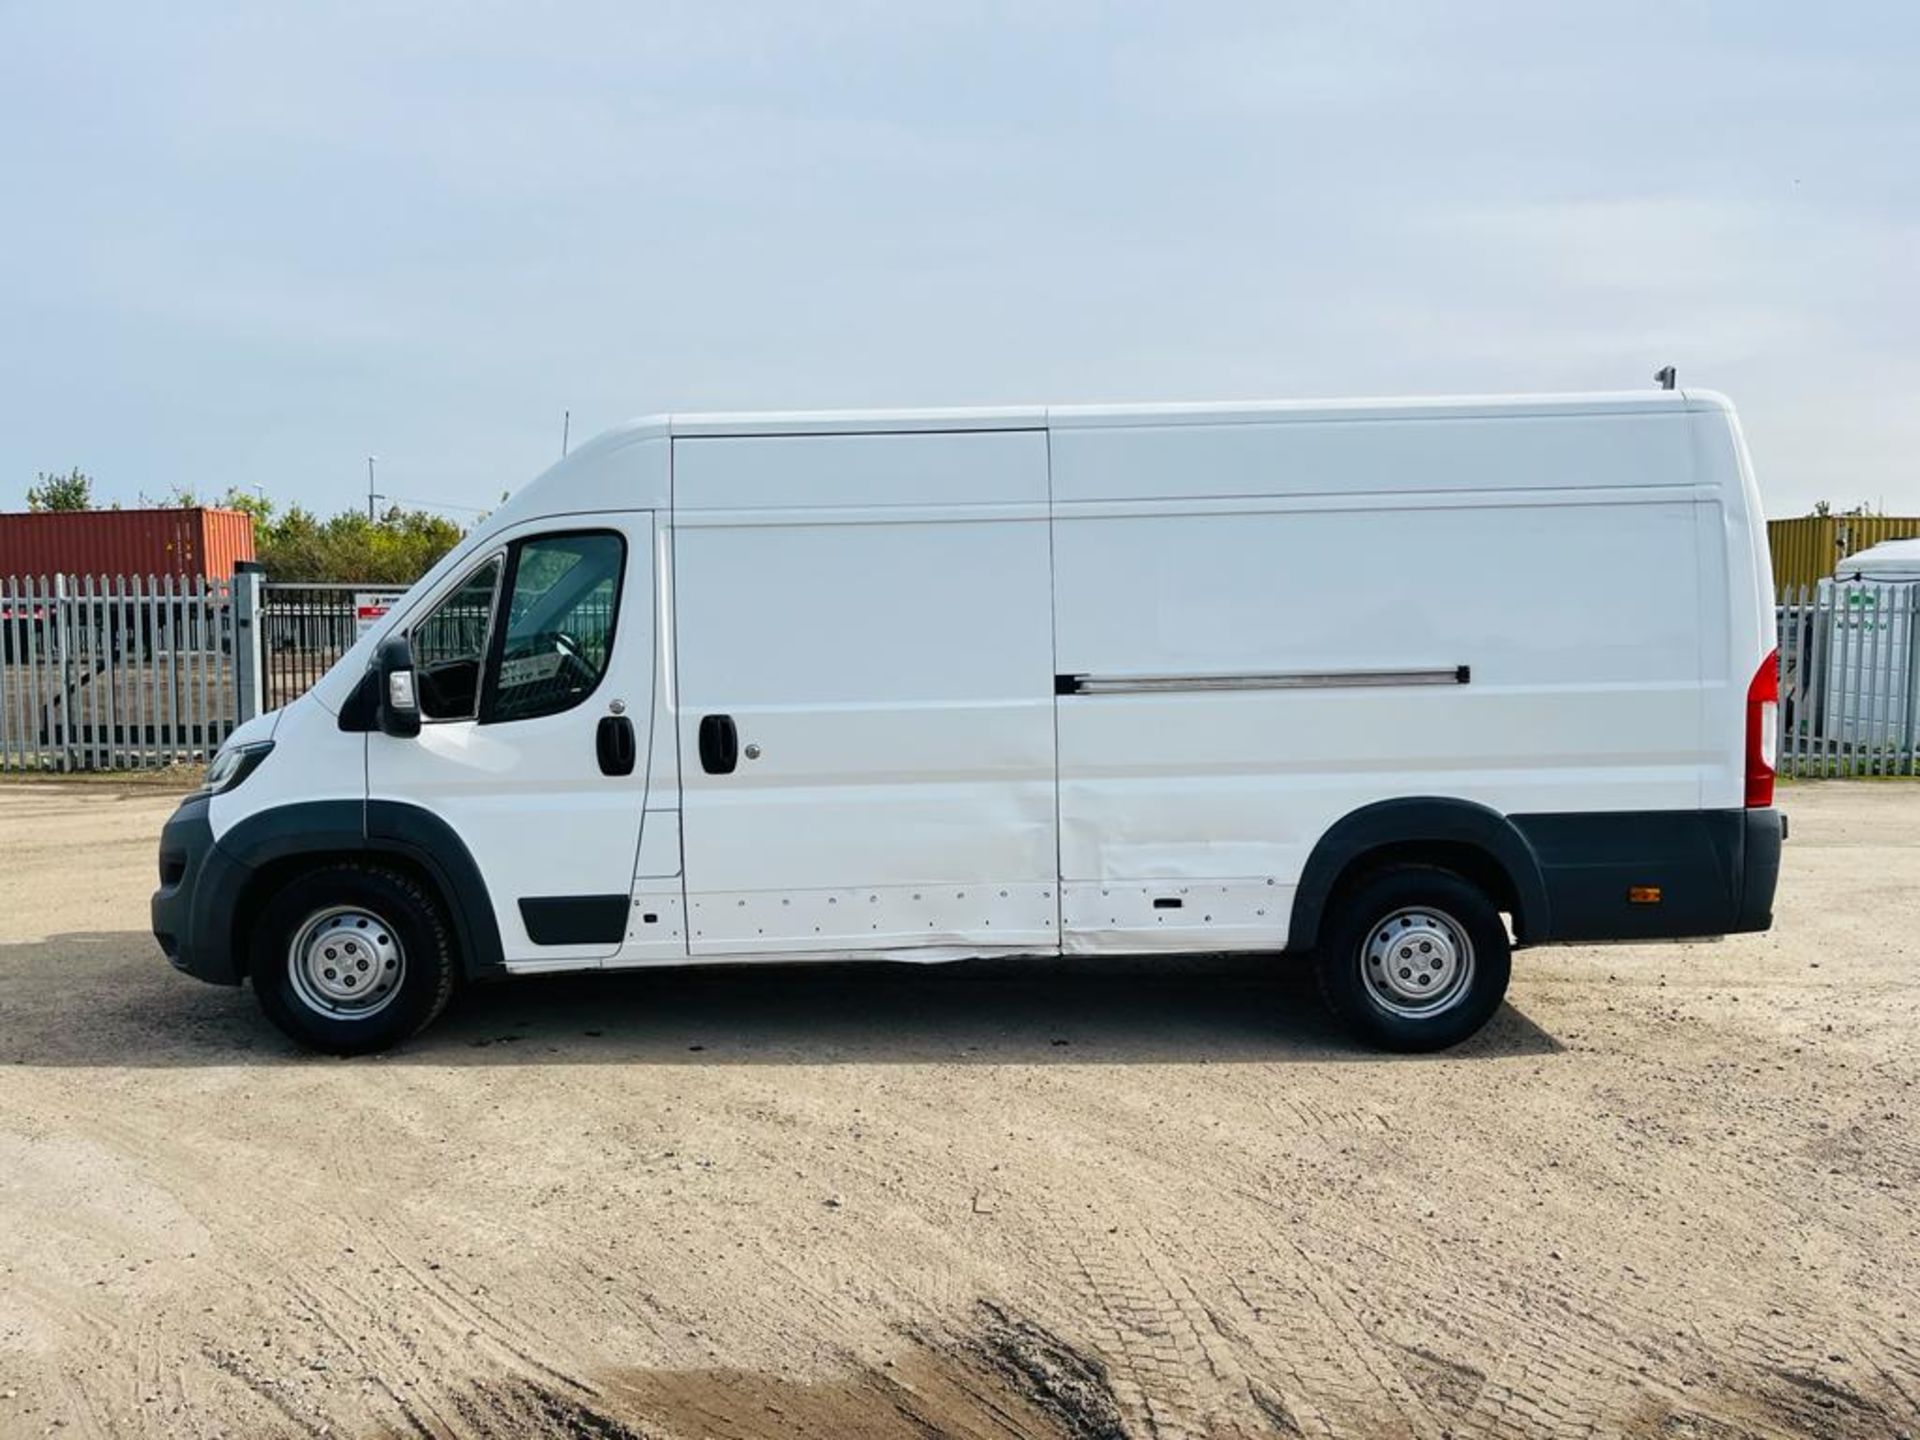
[
  {"left": 190, "top": 799, "right": 507, "bottom": 985},
  {"left": 163, "top": 799, "right": 366, "bottom": 986},
  {"left": 1287, "top": 797, "right": 1549, "bottom": 953},
  {"left": 365, "top": 800, "right": 506, "bottom": 979}
]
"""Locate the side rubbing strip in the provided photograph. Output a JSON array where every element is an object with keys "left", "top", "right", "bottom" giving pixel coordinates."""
[
  {"left": 519, "top": 895, "right": 629, "bottom": 945},
  {"left": 1056, "top": 666, "right": 1470, "bottom": 696}
]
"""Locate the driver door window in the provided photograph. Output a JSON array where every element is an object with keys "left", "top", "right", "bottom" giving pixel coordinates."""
[
  {"left": 483, "top": 532, "right": 625, "bottom": 724},
  {"left": 411, "top": 557, "right": 502, "bottom": 721}
]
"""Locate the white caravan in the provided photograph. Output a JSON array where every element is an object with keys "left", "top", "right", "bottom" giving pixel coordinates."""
[{"left": 154, "top": 390, "right": 1783, "bottom": 1053}]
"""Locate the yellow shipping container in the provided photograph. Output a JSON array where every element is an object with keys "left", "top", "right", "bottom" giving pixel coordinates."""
[{"left": 1767, "top": 515, "right": 1920, "bottom": 594}]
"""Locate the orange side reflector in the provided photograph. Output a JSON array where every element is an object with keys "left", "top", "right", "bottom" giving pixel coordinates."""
[{"left": 1627, "top": 885, "right": 1663, "bottom": 905}]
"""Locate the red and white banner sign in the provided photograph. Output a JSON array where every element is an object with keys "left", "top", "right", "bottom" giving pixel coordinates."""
[{"left": 354, "top": 591, "right": 406, "bottom": 636}]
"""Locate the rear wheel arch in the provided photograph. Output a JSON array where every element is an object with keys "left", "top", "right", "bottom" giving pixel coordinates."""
[{"left": 1289, "top": 798, "right": 1548, "bottom": 950}]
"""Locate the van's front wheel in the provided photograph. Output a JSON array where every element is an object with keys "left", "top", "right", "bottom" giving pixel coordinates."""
[
  {"left": 1314, "top": 865, "right": 1511, "bottom": 1052},
  {"left": 250, "top": 864, "right": 456, "bottom": 1054}
]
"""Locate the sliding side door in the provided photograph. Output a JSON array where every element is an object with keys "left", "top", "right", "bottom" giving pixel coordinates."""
[{"left": 671, "top": 429, "right": 1059, "bottom": 958}]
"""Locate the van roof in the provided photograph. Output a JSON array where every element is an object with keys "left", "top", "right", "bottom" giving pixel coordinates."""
[
  {"left": 1837, "top": 537, "right": 1920, "bottom": 581},
  {"left": 593, "top": 388, "right": 1718, "bottom": 442}
]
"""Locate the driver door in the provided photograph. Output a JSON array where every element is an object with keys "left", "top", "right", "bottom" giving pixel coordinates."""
[{"left": 367, "top": 515, "right": 656, "bottom": 965}]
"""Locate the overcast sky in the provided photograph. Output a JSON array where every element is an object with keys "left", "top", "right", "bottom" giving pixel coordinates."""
[{"left": 2, "top": 3, "right": 1913, "bottom": 519}]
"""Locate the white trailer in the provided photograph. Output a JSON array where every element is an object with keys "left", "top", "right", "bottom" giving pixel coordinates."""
[{"left": 154, "top": 388, "right": 1783, "bottom": 1054}]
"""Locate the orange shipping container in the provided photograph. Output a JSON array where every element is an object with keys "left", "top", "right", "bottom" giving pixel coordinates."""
[{"left": 0, "top": 507, "right": 256, "bottom": 579}]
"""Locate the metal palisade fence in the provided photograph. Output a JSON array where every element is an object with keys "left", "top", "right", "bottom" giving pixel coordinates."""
[
  {"left": 1777, "top": 581, "right": 1920, "bottom": 777},
  {"left": 0, "top": 572, "right": 263, "bottom": 772},
  {"left": 259, "top": 583, "right": 368, "bottom": 710}
]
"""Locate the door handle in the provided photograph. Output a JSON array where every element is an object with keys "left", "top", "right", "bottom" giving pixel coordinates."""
[
  {"left": 698, "top": 714, "right": 738, "bottom": 775},
  {"left": 596, "top": 714, "right": 636, "bottom": 777}
]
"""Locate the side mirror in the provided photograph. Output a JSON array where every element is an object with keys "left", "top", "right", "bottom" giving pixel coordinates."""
[{"left": 377, "top": 633, "right": 422, "bottom": 738}]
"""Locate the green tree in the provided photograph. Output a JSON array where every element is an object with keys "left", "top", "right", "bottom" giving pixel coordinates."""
[
  {"left": 26, "top": 468, "right": 94, "bottom": 511},
  {"left": 219, "top": 488, "right": 274, "bottom": 526},
  {"left": 223, "top": 487, "right": 466, "bottom": 582}
]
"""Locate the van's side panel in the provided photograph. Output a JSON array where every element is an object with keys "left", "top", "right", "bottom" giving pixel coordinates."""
[
  {"left": 1049, "top": 411, "right": 1709, "bottom": 953},
  {"left": 669, "top": 431, "right": 1061, "bottom": 958},
  {"left": 1048, "top": 410, "right": 1691, "bottom": 503}
]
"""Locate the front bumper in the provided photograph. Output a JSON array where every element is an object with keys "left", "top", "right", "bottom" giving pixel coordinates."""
[{"left": 151, "top": 793, "right": 247, "bottom": 984}]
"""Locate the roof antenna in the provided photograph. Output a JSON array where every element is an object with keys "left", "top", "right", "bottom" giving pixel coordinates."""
[
  {"left": 561, "top": 409, "right": 572, "bottom": 457},
  {"left": 1654, "top": 365, "right": 1677, "bottom": 391}
]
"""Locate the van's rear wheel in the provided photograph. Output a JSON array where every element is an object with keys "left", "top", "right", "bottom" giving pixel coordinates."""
[
  {"left": 1314, "top": 865, "right": 1511, "bottom": 1052},
  {"left": 250, "top": 864, "right": 455, "bottom": 1054}
]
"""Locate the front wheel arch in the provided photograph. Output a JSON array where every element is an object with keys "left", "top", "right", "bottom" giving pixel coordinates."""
[
  {"left": 213, "top": 800, "right": 506, "bottom": 983},
  {"left": 231, "top": 847, "right": 463, "bottom": 979}
]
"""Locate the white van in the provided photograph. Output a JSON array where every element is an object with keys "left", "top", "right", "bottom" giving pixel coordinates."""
[
  {"left": 153, "top": 389, "right": 1783, "bottom": 1054},
  {"left": 1837, "top": 536, "right": 1920, "bottom": 582},
  {"left": 1809, "top": 537, "right": 1920, "bottom": 745}
]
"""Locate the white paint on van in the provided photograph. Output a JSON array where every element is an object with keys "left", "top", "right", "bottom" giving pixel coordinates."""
[{"left": 216, "top": 389, "right": 1775, "bottom": 970}]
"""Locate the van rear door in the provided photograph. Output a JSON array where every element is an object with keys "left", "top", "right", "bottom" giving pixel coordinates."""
[{"left": 670, "top": 430, "right": 1059, "bottom": 956}]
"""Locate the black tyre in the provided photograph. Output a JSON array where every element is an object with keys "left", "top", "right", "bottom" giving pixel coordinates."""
[
  {"left": 1313, "top": 864, "right": 1511, "bottom": 1052},
  {"left": 250, "top": 864, "right": 456, "bottom": 1055}
]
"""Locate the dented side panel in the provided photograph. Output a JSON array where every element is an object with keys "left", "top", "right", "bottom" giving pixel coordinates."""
[{"left": 1050, "top": 410, "right": 1712, "bottom": 955}]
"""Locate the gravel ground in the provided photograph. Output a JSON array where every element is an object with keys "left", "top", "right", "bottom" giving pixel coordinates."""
[{"left": 0, "top": 780, "right": 1916, "bottom": 1439}]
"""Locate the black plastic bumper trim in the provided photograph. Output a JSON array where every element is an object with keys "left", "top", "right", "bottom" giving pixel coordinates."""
[
  {"left": 1511, "top": 807, "right": 1782, "bottom": 942},
  {"left": 151, "top": 793, "right": 233, "bottom": 983},
  {"left": 518, "top": 895, "right": 628, "bottom": 946}
]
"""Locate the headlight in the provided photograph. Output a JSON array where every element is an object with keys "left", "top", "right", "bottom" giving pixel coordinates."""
[{"left": 202, "top": 740, "right": 275, "bottom": 795}]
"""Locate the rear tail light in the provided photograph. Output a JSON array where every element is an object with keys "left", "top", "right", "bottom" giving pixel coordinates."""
[{"left": 1745, "top": 648, "right": 1778, "bottom": 808}]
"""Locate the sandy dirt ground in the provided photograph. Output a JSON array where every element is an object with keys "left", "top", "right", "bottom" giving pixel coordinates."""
[{"left": 0, "top": 781, "right": 1917, "bottom": 1439}]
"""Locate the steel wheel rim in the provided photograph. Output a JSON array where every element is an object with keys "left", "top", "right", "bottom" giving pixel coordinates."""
[
  {"left": 287, "top": 906, "right": 405, "bottom": 1018},
  {"left": 1360, "top": 906, "right": 1475, "bottom": 1018}
]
